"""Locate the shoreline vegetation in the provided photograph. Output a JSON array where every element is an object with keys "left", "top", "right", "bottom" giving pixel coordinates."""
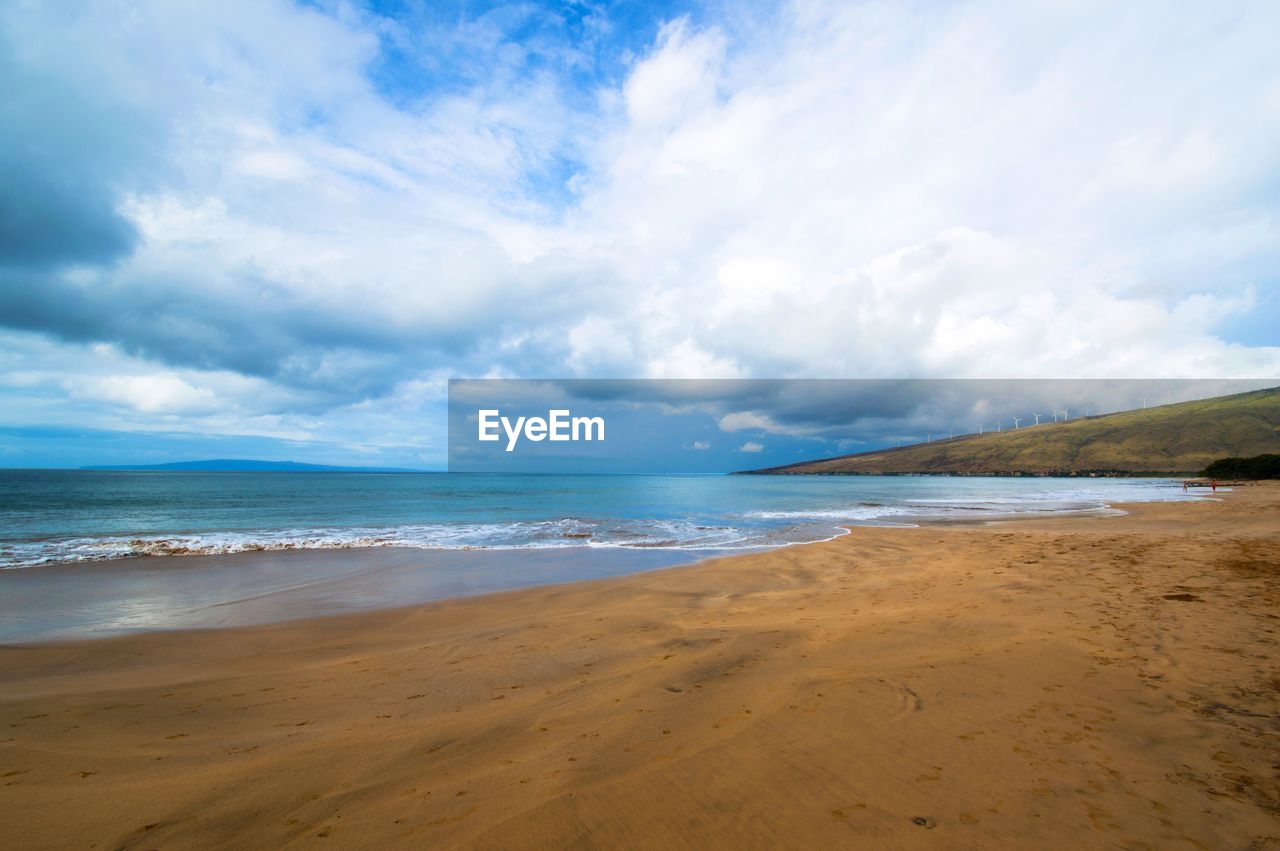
[
  {"left": 1202, "top": 453, "right": 1280, "bottom": 480},
  {"left": 2, "top": 485, "right": 1277, "bottom": 847},
  {"left": 740, "top": 386, "right": 1280, "bottom": 476}
]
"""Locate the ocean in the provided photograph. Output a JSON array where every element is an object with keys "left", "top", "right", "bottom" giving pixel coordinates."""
[
  {"left": 0, "top": 471, "right": 1201, "bottom": 569},
  {"left": 0, "top": 471, "right": 1202, "bottom": 640}
]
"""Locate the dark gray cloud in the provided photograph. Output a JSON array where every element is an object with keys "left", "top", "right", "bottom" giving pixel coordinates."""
[
  {"left": 488, "top": 378, "right": 1280, "bottom": 439},
  {"left": 0, "top": 247, "right": 620, "bottom": 407},
  {"left": 0, "top": 20, "right": 157, "bottom": 271},
  {"left": 0, "top": 164, "right": 138, "bottom": 268},
  {"left": 0, "top": 266, "right": 442, "bottom": 404}
]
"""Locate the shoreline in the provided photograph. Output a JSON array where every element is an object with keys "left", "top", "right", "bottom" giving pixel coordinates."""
[
  {"left": 1, "top": 485, "right": 1276, "bottom": 847},
  {"left": 0, "top": 490, "right": 1206, "bottom": 645},
  {"left": 0, "top": 504, "right": 1198, "bottom": 655}
]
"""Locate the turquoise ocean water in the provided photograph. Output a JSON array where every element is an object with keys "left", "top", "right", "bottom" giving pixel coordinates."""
[
  {"left": 1, "top": 471, "right": 1199, "bottom": 569},
  {"left": 0, "top": 471, "right": 1205, "bottom": 640}
]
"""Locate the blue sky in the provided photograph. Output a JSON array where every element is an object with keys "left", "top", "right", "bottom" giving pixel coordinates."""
[{"left": 1, "top": 0, "right": 1278, "bottom": 469}]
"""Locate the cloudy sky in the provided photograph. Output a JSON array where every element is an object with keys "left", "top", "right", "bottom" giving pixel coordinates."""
[{"left": 2, "top": 0, "right": 1278, "bottom": 468}]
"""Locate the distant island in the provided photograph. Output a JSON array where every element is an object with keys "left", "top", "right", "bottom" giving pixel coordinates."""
[
  {"left": 80, "top": 459, "right": 424, "bottom": 473},
  {"left": 739, "top": 386, "right": 1280, "bottom": 477}
]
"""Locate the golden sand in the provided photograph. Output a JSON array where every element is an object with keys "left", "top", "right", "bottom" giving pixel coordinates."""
[{"left": 2, "top": 486, "right": 1277, "bottom": 848}]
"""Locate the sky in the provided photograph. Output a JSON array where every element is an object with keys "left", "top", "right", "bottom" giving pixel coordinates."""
[
  {"left": 446, "top": 379, "right": 1278, "bottom": 473},
  {"left": 1, "top": 0, "right": 1278, "bottom": 469}
]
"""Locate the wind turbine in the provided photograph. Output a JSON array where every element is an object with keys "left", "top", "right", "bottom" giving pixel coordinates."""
[
  {"left": 996, "top": 420, "right": 1002, "bottom": 432},
  {"left": 1141, "top": 397, "right": 1148, "bottom": 409},
  {"left": 978, "top": 424, "right": 984, "bottom": 435},
  {"left": 1059, "top": 408, "right": 1070, "bottom": 421},
  {"left": 1032, "top": 412, "right": 1042, "bottom": 425},
  {"left": 1012, "top": 416, "right": 1023, "bottom": 429}
]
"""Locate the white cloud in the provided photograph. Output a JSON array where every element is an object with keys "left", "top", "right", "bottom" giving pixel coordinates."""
[
  {"left": 566, "top": 316, "right": 635, "bottom": 374},
  {"left": 76, "top": 374, "right": 219, "bottom": 415},
  {"left": 737, "top": 441, "right": 765, "bottom": 453},
  {"left": 623, "top": 19, "right": 724, "bottom": 130},
  {"left": 719, "top": 409, "right": 829, "bottom": 437},
  {"left": 566, "top": 3, "right": 1280, "bottom": 378},
  {"left": 718, "top": 411, "right": 776, "bottom": 432}
]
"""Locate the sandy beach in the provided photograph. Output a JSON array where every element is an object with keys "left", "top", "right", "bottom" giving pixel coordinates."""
[{"left": 1, "top": 486, "right": 1277, "bottom": 849}]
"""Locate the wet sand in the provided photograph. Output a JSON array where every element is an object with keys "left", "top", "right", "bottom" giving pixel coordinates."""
[
  {"left": 1, "top": 486, "right": 1277, "bottom": 848},
  {"left": 0, "top": 546, "right": 698, "bottom": 642}
]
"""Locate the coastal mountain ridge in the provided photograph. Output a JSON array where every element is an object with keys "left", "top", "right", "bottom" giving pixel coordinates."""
[{"left": 738, "top": 386, "right": 1280, "bottom": 476}]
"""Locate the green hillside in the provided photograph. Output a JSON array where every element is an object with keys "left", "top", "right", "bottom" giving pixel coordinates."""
[{"left": 741, "top": 386, "right": 1280, "bottom": 476}]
